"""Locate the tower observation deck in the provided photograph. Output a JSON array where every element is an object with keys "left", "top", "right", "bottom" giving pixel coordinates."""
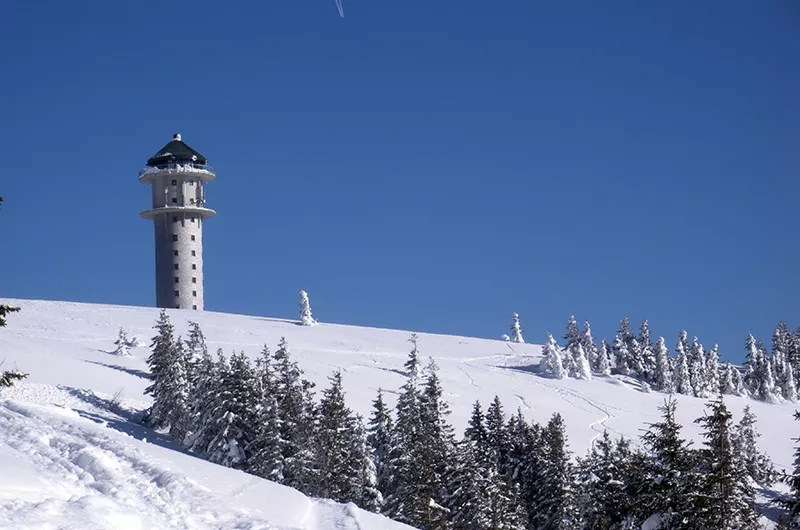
[{"left": 140, "top": 133, "right": 216, "bottom": 310}]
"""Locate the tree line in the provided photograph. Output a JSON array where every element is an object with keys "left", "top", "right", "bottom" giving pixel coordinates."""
[
  {"left": 535, "top": 315, "right": 798, "bottom": 404},
  {"left": 145, "top": 311, "right": 800, "bottom": 529}
]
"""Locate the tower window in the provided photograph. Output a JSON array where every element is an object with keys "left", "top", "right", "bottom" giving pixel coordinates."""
[
  {"left": 191, "top": 216, "right": 196, "bottom": 223},
  {"left": 175, "top": 290, "right": 179, "bottom": 296},
  {"left": 192, "top": 305, "right": 197, "bottom": 310},
  {"left": 174, "top": 250, "right": 178, "bottom": 256},
  {"left": 191, "top": 235, "right": 196, "bottom": 241},
  {"left": 192, "top": 291, "right": 197, "bottom": 297},
  {"left": 192, "top": 277, "right": 197, "bottom": 284},
  {"left": 172, "top": 216, "right": 178, "bottom": 223},
  {"left": 174, "top": 264, "right": 179, "bottom": 270},
  {"left": 189, "top": 180, "right": 194, "bottom": 185},
  {"left": 190, "top": 198, "right": 195, "bottom": 204},
  {"left": 191, "top": 264, "right": 196, "bottom": 270},
  {"left": 174, "top": 277, "right": 179, "bottom": 283},
  {"left": 172, "top": 198, "right": 177, "bottom": 204},
  {"left": 171, "top": 180, "right": 177, "bottom": 186},
  {"left": 191, "top": 250, "right": 196, "bottom": 256},
  {"left": 176, "top": 305, "right": 181, "bottom": 309},
  {"left": 173, "top": 234, "right": 178, "bottom": 242}
]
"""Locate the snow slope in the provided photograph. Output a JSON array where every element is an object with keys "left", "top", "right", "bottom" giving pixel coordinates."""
[{"left": 0, "top": 299, "right": 796, "bottom": 528}]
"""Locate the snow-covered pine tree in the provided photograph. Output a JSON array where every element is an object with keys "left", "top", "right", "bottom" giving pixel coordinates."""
[
  {"left": 186, "top": 347, "right": 222, "bottom": 455},
  {"left": 774, "top": 322, "right": 792, "bottom": 374},
  {"left": 744, "top": 332, "right": 777, "bottom": 401},
  {"left": 653, "top": 337, "right": 674, "bottom": 392},
  {"left": 184, "top": 321, "right": 207, "bottom": 383},
  {"left": 638, "top": 398, "right": 696, "bottom": 527},
  {"left": 299, "top": 290, "right": 316, "bottom": 326},
  {"left": 673, "top": 334, "right": 693, "bottom": 395},
  {"left": 731, "top": 405, "right": 775, "bottom": 485},
  {"left": 272, "top": 337, "right": 317, "bottom": 491},
  {"left": 581, "top": 320, "right": 599, "bottom": 370},
  {"left": 464, "top": 400, "right": 488, "bottom": 460},
  {"left": 113, "top": 327, "right": 131, "bottom": 356},
  {"left": 247, "top": 345, "right": 283, "bottom": 483},
  {"left": 564, "top": 315, "right": 591, "bottom": 380},
  {"left": 510, "top": 312, "right": 524, "bottom": 344},
  {"left": 367, "top": 389, "right": 394, "bottom": 507},
  {"left": 689, "top": 336, "right": 709, "bottom": 397},
  {"left": 311, "top": 371, "right": 365, "bottom": 504},
  {"left": 596, "top": 339, "right": 612, "bottom": 376},
  {"left": 349, "top": 414, "right": 382, "bottom": 512},
  {"left": 405, "top": 333, "right": 421, "bottom": 381},
  {"left": 485, "top": 396, "right": 509, "bottom": 474},
  {"left": 705, "top": 344, "right": 721, "bottom": 396},
  {"left": 639, "top": 320, "right": 656, "bottom": 381},
  {"left": 531, "top": 413, "right": 579, "bottom": 530},
  {"left": 628, "top": 336, "right": 647, "bottom": 379},
  {"left": 542, "top": 332, "right": 566, "bottom": 379},
  {"left": 144, "top": 311, "right": 191, "bottom": 437},
  {"left": 783, "top": 363, "right": 798, "bottom": 402},
  {"left": 693, "top": 397, "right": 760, "bottom": 530},
  {"left": 612, "top": 335, "right": 632, "bottom": 376},
  {"left": 205, "top": 350, "right": 261, "bottom": 468},
  {"left": 576, "top": 431, "right": 637, "bottom": 529}
]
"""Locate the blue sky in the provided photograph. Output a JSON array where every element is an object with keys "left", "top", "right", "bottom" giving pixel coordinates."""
[{"left": 1, "top": 1, "right": 797, "bottom": 362}]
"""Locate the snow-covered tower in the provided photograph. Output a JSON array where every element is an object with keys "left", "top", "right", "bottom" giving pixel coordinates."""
[{"left": 140, "top": 134, "right": 216, "bottom": 310}]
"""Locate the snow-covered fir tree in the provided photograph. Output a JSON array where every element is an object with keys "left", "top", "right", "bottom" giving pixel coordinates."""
[
  {"left": 720, "top": 362, "right": 747, "bottom": 397},
  {"left": 595, "top": 339, "right": 612, "bottom": 376},
  {"left": 693, "top": 397, "right": 760, "bottom": 530},
  {"left": 510, "top": 312, "right": 524, "bottom": 344},
  {"left": 186, "top": 346, "right": 222, "bottom": 454},
  {"left": 639, "top": 320, "right": 656, "bottom": 381},
  {"left": 530, "top": 413, "right": 579, "bottom": 530},
  {"left": 581, "top": 320, "right": 598, "bottom": 370},
  {"left": 299, "top": 290, "right": 316, "bottom": 326},
  {"left": 542, "top": 332, "right": 566, "bottom": 379},
  {"left": 204, "top": 350, "right": 261, "bottom": 468},
  {"left": 144, "top": 311, "right": 191, "bottom": 438},
  {"left": 638, "top": 398, "right": 696, "bottom": 527},
  {"left": 689, "top": 336, "right": 709, "bottom": 397},
  {"left": 783, "top": 411, "right": 800, "bottom": 528},
  {"left": 272, "top": 337, "right": 317, "bottom": 490},
  {"left": 612, "top": 335, "right": 632, "bottom": 376},
  {"left": 576, "top": 431, "right": 636, "bottom": 529},
  {"left": 705, "top": 344, "right": 721, "bottom": 395},
  {"left": 247, "top": 345, "right": 283, "bottom": 483},
  {"left": 113, "top": 327, "right": 132, "bottom": 356},
  {"left": 564, "top": 315, "right": 591, "bottom": 380},
  {"left": 652, "top": 337, "right": 674, "bottom": 392},
  {"left": 731, "top": 405, "right": 775, "bottom": 485},
  {"left": 367, "top": 389, "right": 394, "bottom": 508},
  {"left": 673, "top": 333, "right": 693, "bottom": 395}
]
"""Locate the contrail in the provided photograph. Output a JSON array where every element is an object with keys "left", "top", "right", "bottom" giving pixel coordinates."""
[{"left": 335, "top": 0, "right": 344, "bottom": 17}]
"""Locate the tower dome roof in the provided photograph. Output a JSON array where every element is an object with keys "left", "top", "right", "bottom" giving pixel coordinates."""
[{"left": 146, "top": 133, "right": 208, "bottom": 166}]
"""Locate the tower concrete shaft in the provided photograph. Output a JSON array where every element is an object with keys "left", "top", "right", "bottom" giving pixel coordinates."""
[{"left": 140, "top": 134, "right": 216, "bottom": 310}]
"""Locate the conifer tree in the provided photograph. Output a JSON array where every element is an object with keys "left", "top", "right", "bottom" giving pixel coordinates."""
[
  {"left": 639, "top": 320, "right": 657, "bottom": 381},
  {"left": 464, "top": 400, "right": 488, "bottom": 458},
  {"left": 311, "top": 371, "right": 366, "bottom": 504},
  {"left": 485, "top": 396, "right": 509, "bottom": 473},
  {"left": 731, "top": 406, "right": 774, "bottom": 485},
  {"left": 247, "top": 345, "right": 283, "bottom": 482},
  {"left": 689, "top": 336, "right": 709, "bottom": 397},
  {"left": 187, "top": 347, "right": 223, "bottom": 455},
  {"left": 564, "top": 316, "right": 591, "bottom": 380},
  {"left": 653, "top": 337, "right": 673, "bottom": 392},
  {"left": 705, "top": 344, "right": 721, "bottom": 395},
  {"left": 784, "top": 364, "right": 798, "bottom": 402},
  {"left": 350, "top": 414, "right": 382, "bottom": 512},
  {"left": 638, "top": 398, "right": 696, "bottom": 527},
  {"left": 576, "top": 431, "right": 636, "bottom": 529},
  {"left": 531, "top": 413, "right": 579, "bottom": 530},
  {"left": 367, "top": 389, "right": 394, "bottom": 506},
  {"left": 673, "top": 335, "right": 693, "bottom": 395},
  {"left": 783, "top": 411, "right": 800, "bottom": 528},
  {"left": 113, "top": 328, "right": 131, "bottom": 356},
  {"left": 272, "top": 337, "right": 317, "bottom": 490},
  {"left": 205, "top": 350, "right": 261, "bottom": 468},
  {"left": 693, "top": 397, "right": 759, "bottom": 530},
  {"left": 582, "top": 320, "right": 598, "bottom": 370},
  {"left": 299, "top": 290, "right": 316, "bottom": 326},
  {"left": 596, "top": 339, "right": 612, "bottom": 376},
  {"left": 612, "top": 335, "right": 632, "bottom": 376},
  {"left": 510, "top": 312, "right": 524, "bottom": 344},
  {"left": 543, "top": 332, "right": 566, "bottom": 379},
  {"left": 144, "top": 311, "right": 191, "bottom": 436}
]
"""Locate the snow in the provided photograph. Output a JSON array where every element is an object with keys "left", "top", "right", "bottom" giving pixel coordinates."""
[{"left": 0, "top": 299, "right": 797, "bottom": 528}]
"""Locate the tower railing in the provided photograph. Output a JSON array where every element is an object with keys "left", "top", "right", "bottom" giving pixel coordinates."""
[{"left": 139, "top": 162, "right": 216, "bottom": 178}]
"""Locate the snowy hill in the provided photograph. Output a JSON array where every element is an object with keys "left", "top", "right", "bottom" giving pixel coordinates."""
[{"left": 0, "top": 299, "right": 796, "bottom": 528}]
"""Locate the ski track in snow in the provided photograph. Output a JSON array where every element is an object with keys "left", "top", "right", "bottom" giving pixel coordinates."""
[{"left": 0, "top": 399, "right": 281, "bottom": 530}]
